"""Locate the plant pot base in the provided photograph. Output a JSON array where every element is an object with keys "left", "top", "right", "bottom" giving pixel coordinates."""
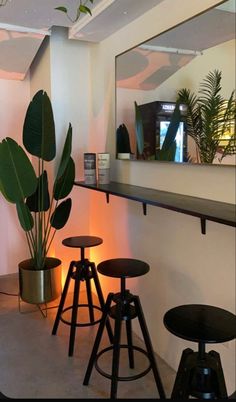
[{"left": 19, "top": 257, "right": 62, "bottom": 304}]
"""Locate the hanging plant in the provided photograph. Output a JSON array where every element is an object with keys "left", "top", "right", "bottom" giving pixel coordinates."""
[
  {"left": 55, "top": 0, "right": 94, "bottom": 23},
  {"left": 0, "top": 0, "right": 8, "bottom": 7}
]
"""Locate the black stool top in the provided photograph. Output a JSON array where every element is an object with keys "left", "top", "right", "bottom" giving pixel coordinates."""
[
  {"left": 97, "top": 258, "right": 149, "bottom": 278},
  {"left": 62, "top": 236, "right": 103, "bottom": 249},
  {"left": 164, "top": 304, "right": 236, "bottom": 344}
]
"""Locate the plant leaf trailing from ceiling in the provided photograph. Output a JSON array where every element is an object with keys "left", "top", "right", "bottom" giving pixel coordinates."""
[{"left": 55, "top": 0, "right": 94, "bottom": 23}]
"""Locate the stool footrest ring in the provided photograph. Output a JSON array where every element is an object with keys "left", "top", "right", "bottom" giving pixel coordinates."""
[
  {"left": 95, "top": 344, "right": 151, "bottom": 381},
  {"left": 60, "top": 304, "right": 103, "bottom": 327}
]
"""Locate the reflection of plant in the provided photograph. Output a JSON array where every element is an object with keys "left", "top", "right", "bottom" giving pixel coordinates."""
[
  {"left": 156, "top": 102, "right": 181, "bottom": 161},
  {"left": 135, "top": 100, "right": 181, "bottom": 161},
  {"left": 0, "top": 91, "right": 75, "bottom": 270},
  {"left": 178, "top": 70, "right": 236, "bottom": 164},
  {"left": 134, "top": 101, "right": 145, "bottom": 158},
  {"left": 55, "top": 0, "right": 93, "bottom": 23},
  {"left": 116, "top": 123, "right": 131, "bottom": 154},
  {"left": 134, "top": 101, "right": 156, "bottom": 160}
]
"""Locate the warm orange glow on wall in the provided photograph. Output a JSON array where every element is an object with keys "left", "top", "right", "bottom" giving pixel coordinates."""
[{"left": 0, "top": 69, "right": 25, "bottom": 80}]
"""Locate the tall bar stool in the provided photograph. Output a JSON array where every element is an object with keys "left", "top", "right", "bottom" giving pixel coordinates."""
[
  {"left": 52, "top": 236, "right": 113, "bottom": 356},
  {"left": 163, "top": 304, "right": 236, "bottom": 399},
  {"left": 83, "top": 258, "right": 166, "bottom": 399}
]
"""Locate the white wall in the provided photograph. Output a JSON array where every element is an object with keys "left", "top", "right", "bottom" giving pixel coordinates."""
[
  {"left": 86, "top": 0, "right": 235, "bottom": 394},
  {"left": 0, "top": 77, "right": 30, "bottom": 275},
  {"left": 30, "top": 27, "right": 93, "bottom": 279}
]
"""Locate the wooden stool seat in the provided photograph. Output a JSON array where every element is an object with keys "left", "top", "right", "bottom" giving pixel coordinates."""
[
  {"left": 97, "top": 258, "right": 149, "bottom": 278},
  {"left": 164, "top": 304, "right": 236, "bottom": 399},
  {"left": 164, "top": 304, "right": 236, "bottom": 344},
  {"left": 62, "top": 236, "right": 103, "bottom": 249}
]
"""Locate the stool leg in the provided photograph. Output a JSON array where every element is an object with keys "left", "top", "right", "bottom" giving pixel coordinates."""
[
  {"left": 133, "top": 295, "right": 166, "bottom": 399},
  {"left": 171, "top": 348, "right": 194, "bottom": 399},
  {"left": 209, "top": 350, "right": 228, "bottom": 398},
  {"left": 68, "top": 263, "right": 82, "bottom": 357},
  {"left": 126, "top": 319, "right": 134, "bottom": 369},
  {"left": 52, "top": 261, "right": 74, "bottom": 335},
  {"left": 85, "top": 270, "right": 95, "bottom": 323},
  {"left": 110, "top": 301, "right": 122, "bottom": 399},
  {"left": 90, "top": 262, "right": 113, "bottom": 344},
  {"left": 83, "top": 293, "right": 114, "bottom": 386}
]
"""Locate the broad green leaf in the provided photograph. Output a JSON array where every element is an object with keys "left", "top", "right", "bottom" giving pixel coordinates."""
[
  {"left": 26, "top": 171, "right": 50, "bottom": 212},
  {"left": 55, "top": 6, "right": 68, "bottom": 13},
  {"left": 56, "top": 123, "right": 72, "bottom": 180},
  {"left": 0, "top": 179, "right": 15, "bottom": 203},
  {"left": 50, "top": 198, "right": 72, "bottom": 229},
  {"left": 0, "top": 138, "right": 37, "bottom": 202},
  {"left": 134, "top": 101, "right": 144, "bottom": 155},
  {"left": 16, "top": 201, "right": 34, "bottom": 231},
  {"left": 54, "top": 157, "right": 75, "bottom": 200},
  {"left": 23, "top": 90, "right": 56, "bottom": 161}
]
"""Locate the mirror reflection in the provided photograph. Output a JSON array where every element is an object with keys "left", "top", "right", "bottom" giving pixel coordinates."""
[{"left": 115, "top": 0, "right": 236, "bottom": 165}]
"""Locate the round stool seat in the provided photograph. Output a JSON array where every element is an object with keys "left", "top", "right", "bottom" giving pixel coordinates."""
[
  {"left": 62, "top": 236, "right": 103, "bottom": 249},
  {"left": 164, "top": 304, "right": 236, "bottom": 344},
  {"left": 97, "top": 258, "right": 149, "bottom": 278}
]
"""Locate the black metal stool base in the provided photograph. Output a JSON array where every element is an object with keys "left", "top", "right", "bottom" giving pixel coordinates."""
[
  {"left": 95, "top": 344, "right": 151, "bottom": 381},
  {"left": 171, "top": 347, "right": 228, "bottom": 399},
  {"left": 60, "top": 304, "right": 103, "bottom": 327},
  {"left": 52, "top": 258, "right": 113, "bottom": 356},
  {"left": 83, "top": 288, "right": 166, "bottom": 399}
]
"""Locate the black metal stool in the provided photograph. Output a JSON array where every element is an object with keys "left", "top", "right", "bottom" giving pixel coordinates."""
[
  {"left": 83, "top": 258, "right": 166, "bottom": 399},
  {"left": 52, "top": 236, "right": 113, "bottom": 356},
  {"left": 163, "top": 304, "right": 236, "bottom": 399}
]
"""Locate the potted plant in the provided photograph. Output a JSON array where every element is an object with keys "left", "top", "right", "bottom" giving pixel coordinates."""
[
  {"left": 0, "top": 90, "right": 75, "bottom": 305},
  {"left": 177, "top": 69, "right": 236, "bottom": 164}
]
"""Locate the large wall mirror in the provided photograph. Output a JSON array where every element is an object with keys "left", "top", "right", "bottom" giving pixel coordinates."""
[{"left": 115, "top": 0, "right": 236, "bottom": 165}]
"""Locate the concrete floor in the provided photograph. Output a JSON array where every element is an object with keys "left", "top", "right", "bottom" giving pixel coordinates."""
[{"left": 0, "top": 273, "right": 176, "bottom": 399}]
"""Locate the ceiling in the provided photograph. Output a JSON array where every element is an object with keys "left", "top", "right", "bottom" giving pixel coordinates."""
[
  {"left": 0, "top": 0, "right": 162, "bottom": 80},
  {"left": 0, "top": 0, "right": 234, "bottom": 81}
]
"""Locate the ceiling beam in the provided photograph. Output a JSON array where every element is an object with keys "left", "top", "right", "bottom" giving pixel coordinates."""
[{"left": 0, "top": 22, "right": 50, "bottom": 36}]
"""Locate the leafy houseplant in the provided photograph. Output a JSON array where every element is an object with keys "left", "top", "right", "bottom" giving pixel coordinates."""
[
  {"left": 177, "top": 69, "right": 236, "bottom": 164},
  {"left": 0, "top": 90, "right": 75, "bottom": 304},
  {"left": 55, "top": 0, "right": 93, "bottom": 23}
]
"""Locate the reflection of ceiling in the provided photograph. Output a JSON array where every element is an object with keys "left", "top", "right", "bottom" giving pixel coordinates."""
[
  {"left": 116, "top": 3, "right": 236, "bottom": 90},
  {"left": 0, "top": 0, "right": 162, "bottom": 80},
  {"left": 116, "top": 48, "right": 195, "bottom": 90},
  {"left": 147, "top": 8, "right": 235, "bottom": 51}
]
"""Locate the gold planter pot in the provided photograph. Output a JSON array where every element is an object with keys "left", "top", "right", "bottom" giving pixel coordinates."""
[{"left": 19, "top": 257, "right": 62, "bottom": 304}]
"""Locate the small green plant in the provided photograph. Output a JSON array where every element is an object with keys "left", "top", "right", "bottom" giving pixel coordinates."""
[
  {"left": 0, "top": 91, "right": 75, "bottom": 270},
  {"left": 55, "top": 0, "right": 94, "bottom": 23},
  {"left": 177, "top": 69, "right": 236, "bottom": 164}
]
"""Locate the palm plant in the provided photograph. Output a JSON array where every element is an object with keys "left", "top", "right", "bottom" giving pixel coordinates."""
[
  {"left": 177, "top": 69, "right": 236, "bottom": 164},
  {"left": 0, "top": 90, "right": 75, "bottom": 270}
]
